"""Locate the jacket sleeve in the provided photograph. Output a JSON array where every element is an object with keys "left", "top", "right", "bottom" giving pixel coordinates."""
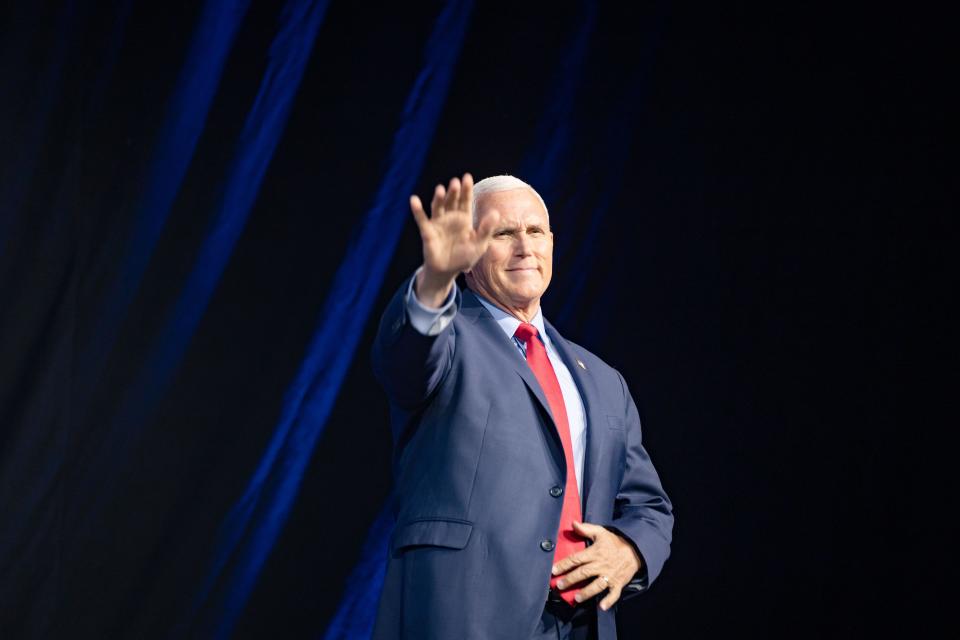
[
  {"left": 371, "top": 274, "right": 459, "bottom": 421},
  {"left": 601, "top": 370, "right": 674, "bottom": 597}
]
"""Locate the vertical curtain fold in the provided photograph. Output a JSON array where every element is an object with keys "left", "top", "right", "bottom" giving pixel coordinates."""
[
  {"left": 77, "top": 0, "right": 252, "bottom": 400},
  {"left": 555, "top": 13, "right": 665, "bottom": 330},
  {"left": 0, "top": 0, "right": 78, "bottom": 262},
  {"left": 70, "top": 0, "right": 329, "bottom": 557},
  {"left": 191, "top": 1, "right": 475, "bottom": 636}
]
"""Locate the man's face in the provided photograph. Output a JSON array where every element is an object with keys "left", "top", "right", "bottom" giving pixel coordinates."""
[{"left": 468, "top": 188, "right": 553, "bottom": 312}]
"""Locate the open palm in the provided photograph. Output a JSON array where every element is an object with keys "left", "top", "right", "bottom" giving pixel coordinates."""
[{"left": 410, "top": 173, "right": 500, "bottom": 280}]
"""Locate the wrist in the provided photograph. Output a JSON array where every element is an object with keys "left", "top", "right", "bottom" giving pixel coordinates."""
[{"left": 415, "top": 267, "right": 456, "bottom": 309}]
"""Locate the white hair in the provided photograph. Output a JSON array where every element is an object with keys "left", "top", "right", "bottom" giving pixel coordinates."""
[{"left": 472, "top": 174, "right": 549, "bottom": 226}]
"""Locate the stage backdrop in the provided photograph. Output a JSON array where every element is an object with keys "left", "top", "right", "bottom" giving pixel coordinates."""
[{"left": 0, "top": 1, "right": 949, "bottom": 638}]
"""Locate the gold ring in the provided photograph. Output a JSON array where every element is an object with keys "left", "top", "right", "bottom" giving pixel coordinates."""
[{"left": 599, "top": 575, "right": 611, "bottom": 588}]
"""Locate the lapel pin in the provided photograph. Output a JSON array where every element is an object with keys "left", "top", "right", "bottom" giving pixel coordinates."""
[{"left": 576, "top": 358, "right": 586, "bottom": 370}]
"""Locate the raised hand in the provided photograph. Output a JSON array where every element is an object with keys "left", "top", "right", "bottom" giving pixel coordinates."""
[{"left": 410, "top": 173, "right": 500, "bottom": 307}]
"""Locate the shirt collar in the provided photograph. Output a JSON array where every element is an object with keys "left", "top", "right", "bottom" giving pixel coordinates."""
[{"left": 470, "top": 290, "right": 550, "bottom": 346}]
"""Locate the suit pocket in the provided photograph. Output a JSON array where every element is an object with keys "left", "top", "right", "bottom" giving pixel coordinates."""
[
  {"left": 606, "top": 415, "right": 625, "bottom": 430},
  {"left": 391, "top": 518, "right": 474, "bottom": 552}
]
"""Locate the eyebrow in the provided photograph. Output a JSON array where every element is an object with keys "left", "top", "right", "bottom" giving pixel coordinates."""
[{"left": 495, "top": 222, "right": 546, "bottom": 232}]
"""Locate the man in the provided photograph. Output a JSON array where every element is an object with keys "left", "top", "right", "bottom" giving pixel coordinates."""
[{"left": 371, "top": 173, "right": 673, "bottom": 640}]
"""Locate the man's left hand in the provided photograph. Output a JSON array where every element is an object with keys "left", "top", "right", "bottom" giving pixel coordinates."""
[{"left": 552, "top": 520, "right": 643, "bottom": 611}]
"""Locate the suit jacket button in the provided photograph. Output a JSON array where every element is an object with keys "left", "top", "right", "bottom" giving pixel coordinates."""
[
  {"left": 549, "top": 485, "right": 563, "bottom": 498},
  {"left": 540, "top": 539, "right": 555, "bottom": 552}
]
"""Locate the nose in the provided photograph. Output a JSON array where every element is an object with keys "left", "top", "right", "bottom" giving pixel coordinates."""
[{"left": 514, "top": 232, "right": 533, "bottom": 256}]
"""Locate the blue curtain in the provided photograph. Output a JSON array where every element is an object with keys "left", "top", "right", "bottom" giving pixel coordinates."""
[
  {"left": 189, "top": 1, "right": 472, "bottom": 636},
  {"left": 1, "top": 0, "right": 915, "bottom": 637},
  {"left": 0, "top": 0, "right": 671, "bottom": 635}
]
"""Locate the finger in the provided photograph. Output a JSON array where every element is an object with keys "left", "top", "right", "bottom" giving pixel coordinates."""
[
  {"left": 554, "top": 562, "right": 597, "bottom": 589},
  {"left": 409, "top": 195, "right": 429, "bottom": 230},
  {"left": 572, "top": 520, "right": 605, "bottom": 541},
  {"left": 574, "top": 576, "right": 612, "bottom": 604},
  {"left": 598, "top": 585, "right": 623, "bottom": 611},
  {"left": 551, "top": 546, "right": 596, "bottom": 576},
  {"left": 444, "top": 176, "right": 461, "bottom": 212},
  {"left": 431, "top": 184, "right": 446, "bottom": 217},
  {"left": 460, "top": 172, "right": 474, "bottom": 213},
  {"left": 476, "top": 208, "right": 500, "bottom": 238}
]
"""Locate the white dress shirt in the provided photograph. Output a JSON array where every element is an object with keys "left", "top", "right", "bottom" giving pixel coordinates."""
[{"left": 404, "top": 269, "right": 588, "bottom": 496}]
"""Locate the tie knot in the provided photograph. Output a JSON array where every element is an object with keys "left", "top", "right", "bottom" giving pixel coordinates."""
[{"left": 514, "top": 322, "right": 539, "bottom": 343}]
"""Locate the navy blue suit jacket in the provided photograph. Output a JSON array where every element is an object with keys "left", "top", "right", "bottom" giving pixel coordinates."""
[{"left": 372, "top": 277, "right": 673, "bottom": 640}]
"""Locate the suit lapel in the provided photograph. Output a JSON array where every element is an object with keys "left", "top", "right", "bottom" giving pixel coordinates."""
[
  {"left": 460, "top": 290, "right": 565, "bottom": 471},
  {"left": 543, "top": 319, "right": 607, "bottom": 518}
]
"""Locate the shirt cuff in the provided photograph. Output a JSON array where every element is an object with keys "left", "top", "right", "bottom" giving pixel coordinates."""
[{"left": 404, "top": 266, "right": 458, "bottom": 336}]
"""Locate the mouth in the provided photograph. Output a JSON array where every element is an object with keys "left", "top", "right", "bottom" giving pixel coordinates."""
[{"left": 506, "top": 267, "right": 538, "bottom": 272}]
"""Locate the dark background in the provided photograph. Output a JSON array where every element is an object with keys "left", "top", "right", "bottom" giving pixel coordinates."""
[{"left": 0, "top": 1, "right": 951, "bottom": 638}]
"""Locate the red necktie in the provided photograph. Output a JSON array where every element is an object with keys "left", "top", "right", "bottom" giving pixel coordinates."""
[{"left": 514, "top": 322, "right": 586, "bottom": 606}]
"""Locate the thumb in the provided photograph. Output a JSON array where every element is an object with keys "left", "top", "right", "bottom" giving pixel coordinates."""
[{"left": 571, "top": 520, "right": 604, "bottom": 540}]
